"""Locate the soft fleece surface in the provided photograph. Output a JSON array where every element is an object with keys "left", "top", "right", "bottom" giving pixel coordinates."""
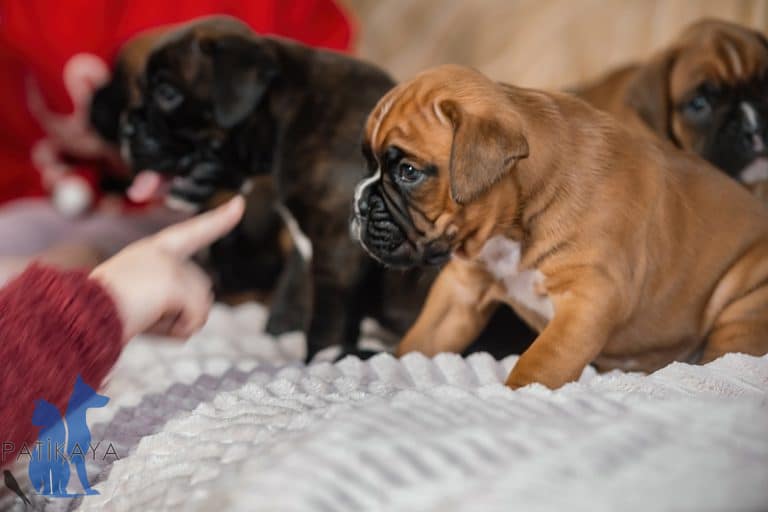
[{"left": 4, "top": 303, "right": 768, "bottom": 511}]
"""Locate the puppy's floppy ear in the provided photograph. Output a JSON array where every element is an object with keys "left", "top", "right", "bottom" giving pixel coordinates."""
[
  {"left": 440, "top": 100, "right": 529, "bottom": 204},
  {"left": 89, "top": 65, "right": 129, "bottom": 143},
  {"left": 200, "top": 35, "right": 279, "bottom": 128},
  {"left": 625, "top": 50, "right": 676, "bottom": 137}
]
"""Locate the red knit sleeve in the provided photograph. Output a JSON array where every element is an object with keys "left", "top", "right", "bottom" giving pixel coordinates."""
[{"left": 0, "top": 264, "right": 123, "bottom": 466}]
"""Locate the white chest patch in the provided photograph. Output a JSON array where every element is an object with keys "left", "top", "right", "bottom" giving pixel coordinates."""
[
  {"left": 275, "top": 203, "right": 313, "bottom": 262},
  {"left": 477, "top": 235, "right": 555, "bottom": 321}
]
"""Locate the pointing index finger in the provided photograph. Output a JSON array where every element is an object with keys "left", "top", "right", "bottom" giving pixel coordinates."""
[{"left": 153, "top": 195, "right": 245, "bottom": 258}]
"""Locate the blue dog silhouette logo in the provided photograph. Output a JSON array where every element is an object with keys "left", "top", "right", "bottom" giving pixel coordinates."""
[{"left": 28, "top": 374, "right": 109, "bottom": 497}]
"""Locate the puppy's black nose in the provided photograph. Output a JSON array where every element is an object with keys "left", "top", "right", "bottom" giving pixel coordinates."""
[{"left": 368, "top": 193, "right": 390, "bottom": 220}]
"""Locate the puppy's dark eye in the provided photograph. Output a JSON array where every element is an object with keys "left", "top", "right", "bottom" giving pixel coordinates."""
[
  {"left": 682, "top": 82, "right": 719, "bottom": 122},
  {"left": 684, "top": 95, "right": 711, "bottom": 120},
  {"left": 396, "top": 162, "right": 424, "bottom": 184},
  {"left": 153, "top": 82, "right": 184, "bottom": 112}
]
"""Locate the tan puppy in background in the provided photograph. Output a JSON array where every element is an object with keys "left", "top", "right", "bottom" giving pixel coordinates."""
[
  {"left": 577, "top": 19, "right": 768, "bottom": 192},
  {"left": 352, "top": 64, "right": 768, "bottom": 389}
]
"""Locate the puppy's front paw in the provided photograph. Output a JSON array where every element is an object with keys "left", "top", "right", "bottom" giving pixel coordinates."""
[
  {"left": 505, "top": 367, "right": 567, "bottom": 390},
  {"left": 504, "top": 370, "right": 534, "bottom": 390}
]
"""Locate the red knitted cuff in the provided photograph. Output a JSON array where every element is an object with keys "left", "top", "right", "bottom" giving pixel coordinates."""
[{"left": 0, "top": 264, "right": 123, "bottom": 458}]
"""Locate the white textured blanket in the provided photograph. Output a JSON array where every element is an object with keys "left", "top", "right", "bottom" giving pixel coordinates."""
[{"left": 4, "top": 303, "right": 768, "bottom": 511}]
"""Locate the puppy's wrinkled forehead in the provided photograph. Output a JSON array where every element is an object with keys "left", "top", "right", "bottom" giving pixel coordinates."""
[
  {"left": 365, "top": 65, "right": 499, "bottom": 160},
  {"left": 674, "top": 19, "right": 768, "bottom": 87},
  {"left": 364, "top": 80, "right": 445, "bottom": 162}
]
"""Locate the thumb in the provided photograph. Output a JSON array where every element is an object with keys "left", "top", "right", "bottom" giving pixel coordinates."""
[{"left": 153, "top": 195, "right": 245, "bottom": 257}]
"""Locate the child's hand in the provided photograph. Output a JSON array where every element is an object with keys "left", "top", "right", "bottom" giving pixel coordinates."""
[
  {"left": 90, "top": 196, "right": 245, "bottom": 343},
  {"left": 28, "top": 53, "right": 119, "bottom": 163}
]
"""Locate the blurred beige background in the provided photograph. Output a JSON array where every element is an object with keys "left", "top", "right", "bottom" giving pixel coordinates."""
[{"left": 343, "top": 0, "right": 768, "bottom": 88}]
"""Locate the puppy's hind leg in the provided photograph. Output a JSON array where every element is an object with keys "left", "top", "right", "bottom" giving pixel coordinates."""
[{"left": 700, "top": 284, "right": 768, "bottom": 364}]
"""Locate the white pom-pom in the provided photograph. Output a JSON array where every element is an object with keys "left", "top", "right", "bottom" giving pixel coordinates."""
[{"left": 52, "top": 176, "right": 93, "bottom": 218}]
